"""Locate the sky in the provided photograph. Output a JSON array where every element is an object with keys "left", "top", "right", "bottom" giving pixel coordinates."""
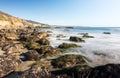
[{"left": 0, "top": 0, "right": 120, "bottom": 27}]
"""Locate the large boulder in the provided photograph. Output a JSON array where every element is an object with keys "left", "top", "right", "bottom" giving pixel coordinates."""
[
  {"left": 76, "top": 64, "right": 120, "bottom": 78},
  {"left": 69, "top": 36, "right": 85, "bottom": 42}
]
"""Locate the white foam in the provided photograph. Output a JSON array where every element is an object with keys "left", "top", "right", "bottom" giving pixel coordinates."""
[{"left": 46, "top": 28, "right": 120, "bottom": 66}]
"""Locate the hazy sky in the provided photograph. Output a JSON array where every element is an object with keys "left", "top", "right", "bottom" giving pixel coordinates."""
[{"left": 0, "top": 0, "right": 120, "bottom": 26}]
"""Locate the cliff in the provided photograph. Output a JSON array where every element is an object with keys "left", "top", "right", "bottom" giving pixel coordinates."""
[{"left": 0, "top": 11, "right": 33, "bottom": 29}]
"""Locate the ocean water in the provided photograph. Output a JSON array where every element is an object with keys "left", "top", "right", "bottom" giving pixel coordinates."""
[{"left": 41, "top": 26, "right": 120, "bottom": 67}]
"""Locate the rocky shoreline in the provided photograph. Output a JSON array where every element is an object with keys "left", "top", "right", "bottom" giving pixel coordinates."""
[{"left": 0, "top": 26, "right": 120, "bottom": 78}]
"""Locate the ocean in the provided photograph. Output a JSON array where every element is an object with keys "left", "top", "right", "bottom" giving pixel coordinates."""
[{"left": 41, "top": 26, "right": 120, "bottom": 67}]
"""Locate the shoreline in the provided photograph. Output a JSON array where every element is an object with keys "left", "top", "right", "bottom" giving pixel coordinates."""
[{"left": 0, "top": 26, "right": 120, "bottom": 78}]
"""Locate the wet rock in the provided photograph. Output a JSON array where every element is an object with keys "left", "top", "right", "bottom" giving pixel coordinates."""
[
  {"left": 82, "top": 33, "right": 94, "bottom": 38},
  {"left": 51, "top": 55, "right": 87, "bottom": 68},
  {"left": 20, "top": 50, "right": 41, "bottom": 61},
  {"left": 103, "top": 32, "right": 111, "bottom": 34},
  {"left": 51, "top": 64, "right": 91, "bottom": 78},
  {"left": 93, "top": 52, "right": 107, "bottom": 57},
  {"left": 0, "top": 55, "right": 22, "bottom": 78},
  {"left": 56, "top": 34, "right": 66, "bottom": 38},
  {"left": 58, "top": 43, "right": 79, "bottom": 49},
  {"left": 69, "top": 36, "right": 85, "bottom": 42},
  {"left": 65, "top": 27, "right": 74, "bottom": 29},
  {"left": 77, "top": 64, "right": 120, "bottom": 78}
]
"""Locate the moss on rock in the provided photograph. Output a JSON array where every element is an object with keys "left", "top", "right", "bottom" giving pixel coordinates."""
[
  {"left": 58, "top": 43, "right": 79, "bottom": 49},
  {"left": 51, "top": 55, "right": 87, "bottom": 68},
  {"left": 37, "top": 38, "right": 50, "bottom": 45},
  {"left": 82, "top": 33, "right": 94, "bottom": 38},
  {"left": 69, "top": 36, "right": 85, "bottom": 42},
  {"left": 25, "top": 42, "right": 41, "bottom": 50}
]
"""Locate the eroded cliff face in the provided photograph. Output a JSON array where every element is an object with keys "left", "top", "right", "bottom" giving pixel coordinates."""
[{"left": 0, "top": 11, "right": 33, "bottom": 29}]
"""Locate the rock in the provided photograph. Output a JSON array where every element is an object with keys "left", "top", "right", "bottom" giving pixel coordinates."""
[
  {"left": 69, "top": 36, "right": 85, "bottom": 42},
  {"left": 5, "top": 32, "right": 19, "bottom": 40},
  {"left": 77, "top": 64, "right": 120, "bottom": 78},
  {"left": 65, "top": 27, "right": 74, "bottom": 29},
  {"left": 20, "top": 50, "right": 41, "bottom": 61},
  {"left": 37, "top": 32, "right": 49, "bottom": 39},
  {"left": 51, "top": 55, "right": 87, "bottom": 68},
  {"left": 25, "top": 42, "right": 41, "bottom": 50},
  {"left": 37, "top": 46, "right": 61, "bottom": 58},
  {"left": 18, "top": 65, "right": 51, "bottom": 78},
  {"left": 0, "top": 48, "right": 5, "bottom": 55},
  {"left": 2, "top": 43, "right": 27, "bottom": 55},
  {"left": 93, "top": 52, "right": 107, "bottom": 57},
  {"left": 37, "top": 38, "right": 50, "bottom": 45},
  {"left": 19, "top": 36, "right": 35, "bottom": 42},
  {"left": 0, "top": 55, "right": 22, "bottom": 78},
  {"left": 82, "top": 33, "right": 94, "bottom": 38},
  {"left": 47, "top": 31, "right": 53, "bottom": 33},
  {"left": 37, "top": 46, "right": 53, "bottom": 54},
  {"left": 58, "top": 43, "right": 79, "bottom": 49},
  {"left": 103, "top": 32, "right": 111, "bottom": 34},
  {"left": 56, "top": 34, "right": 66, "bottom": 38},
  {"left": 43, "top": 49, "right": 61, "bottom": 58},
  {"left": 51, "top": 64, "right": 91, "bottom": 78}
]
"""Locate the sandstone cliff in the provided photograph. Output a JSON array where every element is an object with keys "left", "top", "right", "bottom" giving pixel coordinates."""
[{"left": 0, "top": 11, "right": 33, "bottom": 29}]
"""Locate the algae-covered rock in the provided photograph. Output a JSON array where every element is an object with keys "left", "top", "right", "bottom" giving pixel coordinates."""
[
  {"left": 25, "top": 42, "right": 41, "bottom": 50},
  {"left": 43, "top": 49, "right": 61, "bottom": 58},
  {"left": 58, "top": 43, "right": 79, "bottom": 49},
  {"left": 51, "top": 55, "right": 87, "bottom": 68},
  {"left": 37, "top": 46, "right": 53, "bottom": 54},
  {"left": 82, "top": 33, "right": 94, "bottom": 38},
  {"left": 69, "top": 36, "right": 85, "bottom": 42},
  {"left": 37, "top": 38, "right": 50, "bottom": 45}
]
